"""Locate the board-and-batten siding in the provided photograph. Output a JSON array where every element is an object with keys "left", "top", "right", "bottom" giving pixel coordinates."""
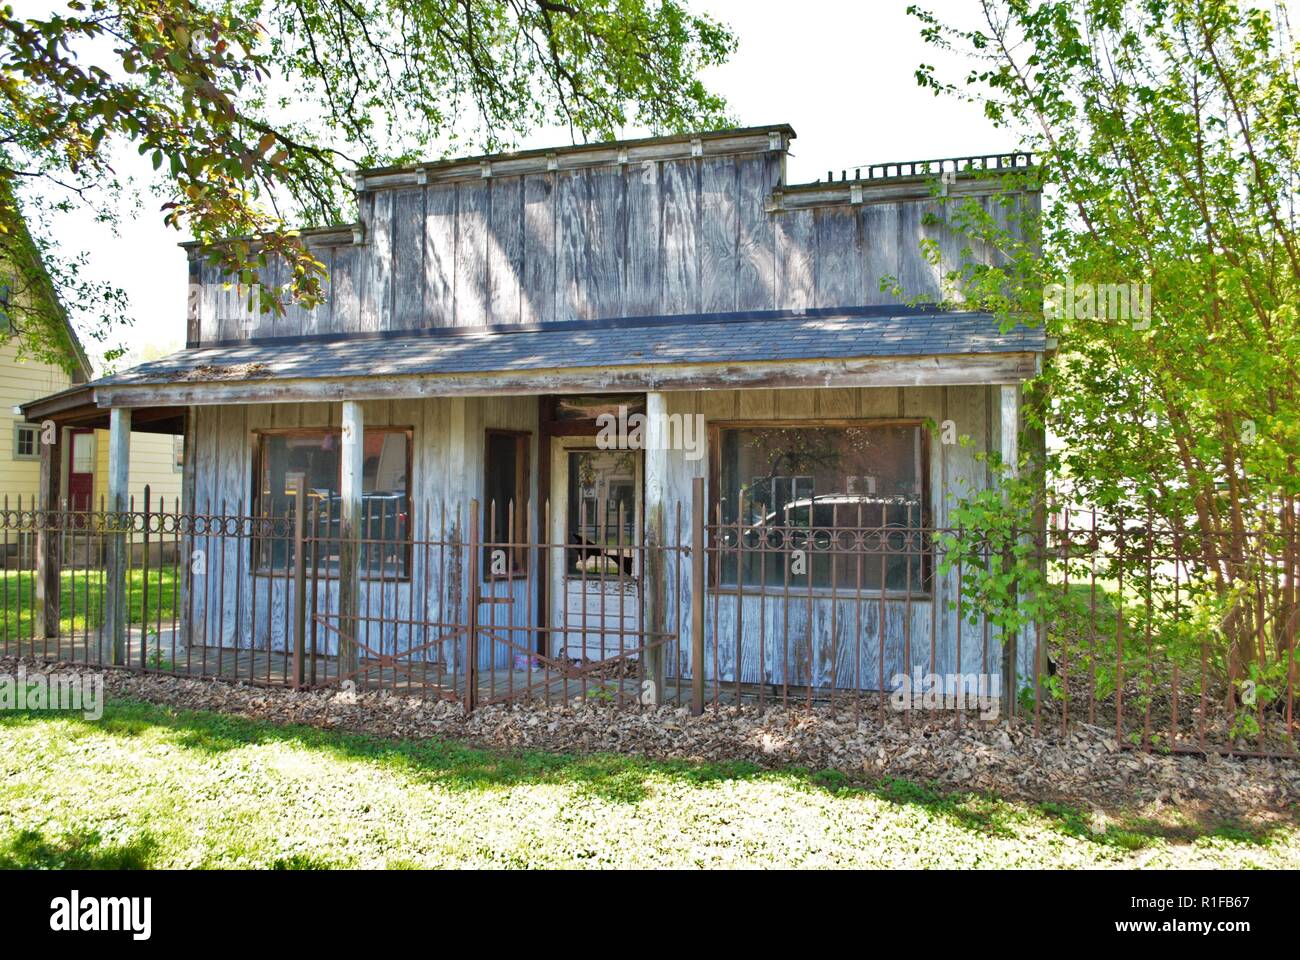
[
  {"left": 186, "top": 397, "right": 538, "bottom": 672},
  {"left": 186, "top": 386, "right": 1015, "bottom": 692},
  {"left": 662, "top": 385, "right": 1004, "bottom": 690},
  {"left": 194, "top": 152, "right": 1015, "bottom": 342}
]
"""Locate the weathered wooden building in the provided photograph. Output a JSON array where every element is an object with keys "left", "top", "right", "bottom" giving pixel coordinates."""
[{"left": 23, "top": 124, "right": 1045, "bottom": 702}]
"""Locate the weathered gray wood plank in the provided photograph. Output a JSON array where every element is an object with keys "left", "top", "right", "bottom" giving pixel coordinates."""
[
  {"left": 735, "top": 155, "right": 777, "bottom": 310},
  {"left": 487, "top": 177, "right": 523, "bottom": 325},
  {"left": 361, "top": 190, "right": 392, "bottom": 331},
  {"left": 392, "top": 188, "right": 425, "bottom": 328},
  {"left": 555, "top": 168, "right": 588, "bottom": 322},
  {"left": 520, "top": 174, "right": 556, "bottom": 324},
  {"left": 699, "top": 157, "right": 738, "bottom": 313},
  {"left": 660, "top": 159, "right": 699, "bottom": 315},
  {"left": 861, "top": 202, "right": 901, "bottom": 305},
  {"left": 331, "top": 244, "right": 361, "bottom": 333},
  {"left": 454, "top": 181, "right": 489, "bottom": 326},
  {"left": 896, "top": 200, "right": 941, "bottom": 301},
  {"left": 775, "top": 208, "right": 814, "bottom": 311},
  {"left": 423, "top": 184, "right": 457, "bottom": 326},
  {"left": 585, "top": 165, "right": 625, "bottom": 320},
  {"left": 813, "top": 206, "right": 862, "bottom": 308},
  {"left": 623, "top": 160, "right": 662, "bottom": 316}
]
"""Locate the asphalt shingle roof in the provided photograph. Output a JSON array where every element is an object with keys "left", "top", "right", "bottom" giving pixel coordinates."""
[{"left": 99, "top": 308, "right": 1045, "bottom": 388}]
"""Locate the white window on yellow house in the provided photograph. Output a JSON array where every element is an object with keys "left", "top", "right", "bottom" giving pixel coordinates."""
[
  {"left": 13, "top": 422, "right": 40, "bottom": 460},
  {"left": 172, "top": 434, "right": 184, "bottom": 473}
]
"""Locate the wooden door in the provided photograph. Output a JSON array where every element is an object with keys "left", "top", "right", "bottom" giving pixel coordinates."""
[{"left": 68, "top": 429, "right": 94, "bottom": 511}]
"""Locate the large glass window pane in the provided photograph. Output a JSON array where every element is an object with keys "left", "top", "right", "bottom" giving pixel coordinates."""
[
  {"left": 71, "top": 432, "right": 94, "bottom": 473},
  {"left": 255, "top": 429, "right": 409, "bottom": 577},
  {"left": 717, "top": 424, "right": 928, "bottom": 591},
  {"left": 566, "top": 450, "right": 637, "bottom": 577}
]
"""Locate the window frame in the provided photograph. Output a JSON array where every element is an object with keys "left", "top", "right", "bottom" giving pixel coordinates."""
[
  {"left": 707, "top": 417, "right": 933, "bottom": 598},
  {"left": 250, "top": 425, "right": 414, "bottom": 580},
  {"left": 482, "top": 428, "right": 531, "bottom": 580},
  {"left": 12, "top": 422, "right": 40, "bottom": 461}
]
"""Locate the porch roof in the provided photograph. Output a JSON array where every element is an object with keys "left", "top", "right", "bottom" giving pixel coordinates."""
[{"left": 71, "top": 306, "right": 1046, "bottom": 408}]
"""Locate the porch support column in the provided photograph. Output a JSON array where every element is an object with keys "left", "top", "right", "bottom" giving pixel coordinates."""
[
  {"left": 642, "top": 391, "right": 668, "bottom": 706},
  {"left": 997, "top": 384, "right": 1022, "bottom": 717},
  {"left": 178, "top": 408, "right": 196, "bottom": 649},
  {"left": 34, "top": 421, "right": 61, "bottom": 640},
  {"left": 101, "top": 407, "right": 130, "bottom": 665},
  {"left": 337, "top": 400, "right": 363, "bottom": 679},
  {"left": 445, "top": 397, "right": 470, "bottom": 671}
]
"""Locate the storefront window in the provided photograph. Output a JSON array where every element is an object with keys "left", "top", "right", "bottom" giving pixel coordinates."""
[{"left": 716, "top": 423, "right": 928, "bottom": 591}]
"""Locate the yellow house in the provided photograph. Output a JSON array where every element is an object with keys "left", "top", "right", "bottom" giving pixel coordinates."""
[
  {"left": 3, "top": 338, "right": 184, "bottom": 514},
  {"left": 0, "top": 210, "right": 181, "bottom": 513}
]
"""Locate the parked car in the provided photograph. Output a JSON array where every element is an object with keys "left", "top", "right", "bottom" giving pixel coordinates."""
[
  {"left": 751, "top": 494, "right": 925, "bottom": 531},
  {"left": 305, "top": 491, "right": 409, "bottom": 574}
]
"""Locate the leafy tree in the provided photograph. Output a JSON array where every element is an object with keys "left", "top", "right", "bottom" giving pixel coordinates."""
[
  {"left": 0, "top": 0, "right": 735, "bottom": 368},
  {"left": 910, "top": 0, "right": 1299, "bottom": 723}
]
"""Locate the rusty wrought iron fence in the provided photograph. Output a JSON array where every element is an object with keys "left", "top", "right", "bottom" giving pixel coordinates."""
[{"left": 0, "top": 486, "right": 1295, "bottom": 758}]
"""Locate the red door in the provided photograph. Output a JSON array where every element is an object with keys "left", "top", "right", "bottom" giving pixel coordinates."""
[{"left": 68, "top": 429, "right": 94, "bottom": 512}]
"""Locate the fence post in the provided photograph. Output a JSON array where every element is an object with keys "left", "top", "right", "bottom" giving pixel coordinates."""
[
  {"left": 101, "top": 407, "right": 131, "bottom": 666},
  {"left": 643, "top": 522, "right": 665, "bottom": 707},
  {"left": 691, "top": 476, "right": 705, "bottom": 716},
  {"left": 34, "top": 424, "right": 61, "bottom": 641},
  {"left": 292, "top": 486, "right": 306, "bottom": 689},
  {"left": 465, "top": 498, "right": 480, "bottom": 713},
  {"left": 643, "top": 392, "right": 669, "bottom": 707},
  {"left": 177, "top": 409, "right": 195, "bottom": 654}
]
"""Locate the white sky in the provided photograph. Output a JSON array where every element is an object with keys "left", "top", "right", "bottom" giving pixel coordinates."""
[{"left": 40, "top": 0, "right": 1003, "bottom": 370}]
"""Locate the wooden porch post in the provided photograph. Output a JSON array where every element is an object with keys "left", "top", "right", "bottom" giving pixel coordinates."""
[
  {"left": 34, "top": 421, "right": 61, "bottom": 640},
  {"left": 642, "top": 391, "right": 667, "bottom": 706},
  {"left": 998, "top": 383, "right": 1020, "bottom": 718},
  {"left": 101, "top": 407, "right": 131, "bottom": 665},
  {"left": 338, "top": 400, "right": 363, "bottom": 678},
  {"left": 445, "top": 398, "right": 470, "bottom": 672},
  {"left": 177, "top": 408, "right": 195, "bottom": 650}
]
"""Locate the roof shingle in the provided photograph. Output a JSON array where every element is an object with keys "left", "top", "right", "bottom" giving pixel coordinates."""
[{"left": 99, "top": 307, "right": 1045, "bottom": 388}]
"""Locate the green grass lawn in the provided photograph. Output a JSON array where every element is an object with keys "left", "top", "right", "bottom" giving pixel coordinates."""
[
  {"left": 0, "top": 569, "right": 180, "bottom": 639},
  {"left": 0, "top": 698, "right": 1294, "bottom": 868}
]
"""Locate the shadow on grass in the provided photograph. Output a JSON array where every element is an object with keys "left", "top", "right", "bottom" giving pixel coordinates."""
[
  {"left": 0, "top": 827, "right": 159, "bottom": 869},
  {"left": 0, "top": 700, "right": 1288, "bottom": 859}
]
